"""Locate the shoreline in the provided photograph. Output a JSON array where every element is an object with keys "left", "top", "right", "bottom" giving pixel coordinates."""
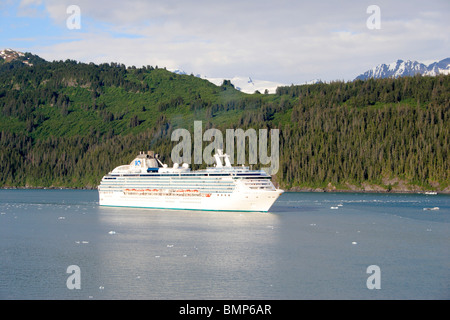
[
  {"left": 285, "top": 184, "right": 450, "bottom": 194},
  {"left": 279, "top": 181, "right": 450, "bottom": 195},
  {"left": 1, "top": 186, "right": 448, "bottom": 194},
  {"left": 285, "top": 188, "right": 449, "bottom": 194}
]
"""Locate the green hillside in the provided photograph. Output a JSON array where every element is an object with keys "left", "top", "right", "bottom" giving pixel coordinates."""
[{"left": 0, "top": 54, "right": 448, "bottom": 192}]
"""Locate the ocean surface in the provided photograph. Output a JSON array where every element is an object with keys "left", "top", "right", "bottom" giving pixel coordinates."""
[{"left": 0, "top": 189, "right": 448, "bottom": 300}]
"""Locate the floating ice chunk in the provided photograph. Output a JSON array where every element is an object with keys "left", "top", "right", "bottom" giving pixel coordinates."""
[
  {"left": 81, "top": 241, "right": 89, "bottom": 244},
  {"left": 423, "top": 207, "right": 439, "bottom": 211},
  {"left": 99, "top": 286, "right": 104, "bottom": 290},
  {"left": 108, "top": 230, "right": 116, "bottom": 234},
  {"left": 352, "top": 241, "right": 358, "bottom": 245},
  {"left": 155, "top": 255, "right": 160, "bottom": 258},
  {"left": 330, "top": 207, "right": 338, "bottom": 209},
  {"left": 337, "top": 204, "right": 343, "bottom": 207},
  {"left": 167, "top": 244, "right": 174, "bottom": 248},
  {"left": 58, "top": 216, "right": 65, "bottom": 220}
]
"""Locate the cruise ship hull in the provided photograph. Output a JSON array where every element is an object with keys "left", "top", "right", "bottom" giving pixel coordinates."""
[
  {"left": 98, "top": 150, "right": 284, "bottom": 212},
  {"left": 99, "top": 189, "right": 283, "bottom": 212}
]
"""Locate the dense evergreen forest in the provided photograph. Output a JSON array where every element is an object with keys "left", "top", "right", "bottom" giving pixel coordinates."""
[{"left": 0, "top": 53, "right": 448, "bottom": 192}]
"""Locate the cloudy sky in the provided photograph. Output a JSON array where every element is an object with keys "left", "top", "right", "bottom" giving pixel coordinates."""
[{"left": 1, "top": 0, "right": 449, "bottom": 85}]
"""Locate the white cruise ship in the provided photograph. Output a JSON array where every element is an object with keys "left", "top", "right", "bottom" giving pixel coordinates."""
[{"left": 98, "top": 150, "right": 283, "bottom": 212}]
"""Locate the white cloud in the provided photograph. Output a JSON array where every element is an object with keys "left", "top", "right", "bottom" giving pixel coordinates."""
[{"left": 18, "top": 0, "right": 450, "bottom": 83}]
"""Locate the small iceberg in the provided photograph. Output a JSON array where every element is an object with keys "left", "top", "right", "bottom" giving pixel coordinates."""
[
  {"left": 108, "top": 230, "right": 116, "bottom": 234},
  {"left": 330, "top": 207, "right": 338, "bottom": 209}
]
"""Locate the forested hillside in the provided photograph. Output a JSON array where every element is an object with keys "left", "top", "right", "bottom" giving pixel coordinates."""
[{"left": 0, "top": 54, "right": 448, "bottom": 192}]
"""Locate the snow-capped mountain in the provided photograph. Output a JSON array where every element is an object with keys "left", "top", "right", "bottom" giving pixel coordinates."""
[
  {"left": 203, "top": 76, "right": 285, "bottom": 94},
  {"left": 171, "top": 69, "right": 285, "bottom": 94},
  {"left": 426, "top": 58, "right": 450, "bottom": 76},
  {"left": 0, "top": 48, "right": 33, "bottom": 66},
  {"left": 0, "top": 48, "right": 24, "bottom": 62},
  {"left": 355, "top": 58, "right": 450, "bottom": 80}
]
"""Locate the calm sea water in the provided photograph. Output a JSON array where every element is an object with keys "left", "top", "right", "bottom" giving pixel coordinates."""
[{"left": 0, "top": 189, "right": 448, "bottom": 300}]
